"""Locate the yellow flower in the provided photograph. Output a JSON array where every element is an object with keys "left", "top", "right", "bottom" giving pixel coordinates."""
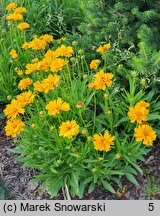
[
  {"left": 50, "top": 58, "right": 68, "bottom": 73},
  {"left": 25, "top": 63, "right": 40, "bottom": 74},
  {"left": 17, "top": 69, "right": 23, "bottom": 76},
  {"left": 128, "top": 101, "right": 149, "bottom": 124},
  {"left": 6, "top": 3, "right": 17, "bottom": 11},
  {"left": 34, "top": 74, "right": 60, "bottom": 93},
  {"left": 9, "top": 49, "right": 18, "bottom": 59},
  {"left": 33, "top": 81, "right": 44, "bottom": 92},
  {"left": 40, "top": 34, "right": 54, "bottom": 43},
  {"left": 14, "top": 7, "right": 27, "bottom": 14},
  {"left": 59, "top": 120, "right": 80, "bottom": 139},
  {"left": 4, "top": 99, "right": 25, "bottom": 119},
  {"left": 55, "top": 45, "right": 73, "bottom": 57},
  {"left": 22, "top": 42, "right": 30, "bottom": 50},
  {"left": 18, "top": 78, "right": 33, "bottom": 90},
  {"left": 32, "top": 58, "right": 39, "bottom": 63},
  {"left": 46, "top": 98, "right": 70, "bottom": 116},
  {"left": 134, "top": 124, "right": 157, "bottom": 146},
  {"left": 17, "top": 22, "right": 30, "bottom": 30},
  {"left": 96, "top": 43, "right": 111, "bottom": 53},
  {"left": 29, "top": 38, "right": 47, "bottom": 50},
  {"left": 5, "top": 118, "right": 25, "bottom": 137},
  {"left": 89, "top": 59, "right": 100, "bottom": 70},
  {"left": 16, "top": 91, "right": 35, "bottom": 106},
  {"left": 93, "top": 131, "right": 115, "bottom": 152},
  {"left": 6, "top": 13, "right": 23, "bottom": 21},
  {"left": 38, "top": 59, "right": 50, "bottom": 71},
  {"left": 88, "top": 70, "right": 114, "bottom": 90}
]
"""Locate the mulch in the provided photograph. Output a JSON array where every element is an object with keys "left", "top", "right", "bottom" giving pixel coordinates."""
[{"left": 0, "top": 104, "right": 160, "bottom": 200}]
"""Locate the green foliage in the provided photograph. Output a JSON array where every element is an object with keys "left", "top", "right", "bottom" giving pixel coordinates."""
[
  {"left": 65, "top": 0, "right": 160, "bottom": 61},
  {"left": 2, "top": 0, "right": 85, "bottom": 37},
  {"left": 1, "top": 0, "right": 160, "bottom": 199},
  {"left": 144, "top": 176, "right": 160, "bottom": 199}
]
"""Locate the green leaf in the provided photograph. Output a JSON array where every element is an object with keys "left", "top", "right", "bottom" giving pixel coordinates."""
[
  {"left": 108, "top": 170, "right": 124, "bottom": 175},
  {"left": 7, "top": 147, "right": 22, "bottom": 154},
  {"left": 102, "top": 180, "right": 116, "bottom": 194},
  {"left": 114, "top": 117, "right": 129, "bottom": 127},
  {"left": 88, "top": 182, "right": 95, "bottom": 194},
  {"left": 130, "top": 162, "right": 143, "bottom": 174},
  {"left": 83, "top": 176, "right": 93, "bottom": 185},
  {"left": 126, "top": 173, "right": 138, "bottom": 185},
  {"left": 147, "top": 114, "right": 160, "bottom": 121},
  {"left": 0, "top": 112, "right": 5, "bottom": 119},
  {"left": 30, "top": 174, "right": 52, "bottom": 183},
  {"left": 125, "top": 166, "right": 137, "bottom": 175},
  {"left": 111, "top": 177, "right": 122, "bottom": 189},
  {"left": 96, "top": 114, "right": 108, "bottom": 126},
  {"left": 85, "top": 92, "right": 95, "bottom": 107},
  {"left": 154, "top": 128, "right": 160, "bottom": 138},
  {"left": 50, "top": 166, "right": 57, "bottom": 174}
]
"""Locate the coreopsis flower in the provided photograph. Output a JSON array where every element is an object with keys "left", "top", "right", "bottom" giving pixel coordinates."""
[
  {"left": 88, "top": 70, "right": 114, "bottom": 90},
  {"left": 59, "top": 120, "right": 80, "bottom": 139},
  {"left": 14, "top": 7, "right": 27, "bottom": 13},
  {"left": 16, "top": 91, "right": 35, "bottom": 106},
  {"left": 17, "top": 22, "right": 30, "bottom": 30},
  {"left": 50, "top": 58, "right": 68, "bottom": 73},
  {"left": 34, "top": 74, "right": 60, "bottom": 93},
  {"left": 17, "top": 69, "right": 23, "bottom": 76},
  {"left": 6, "top": 13, "right": 23, "bottom": 21},
  {"left": 32, "top": 58, "right": 39, "bottom": 63},
  {"left": 9, "top": 49, "right": 18, "bottom": 59},
  {"left": 4, "top": 99, "right": 25, "bottom": 119},
  {"left": 29, "top": 38, "right": 47, "bottom": 50},
  {"left": 96, "top": 43, "right": 111, "bottom": 53},
  {"left": 46, "top": 98, "right": 70, "bottom": 116},
  {"left": 55, "top": 45, "right": 73, "bottom": 57},
  {"left": 5, "top": 118, "right": 25, "bottom": 137},
  {"left": 25, "top": 63, "right": 40, "bottom": 74},
  {"left": 89, "top": 59, "right": 100, "bottom": 70},
  {"left": 44, "top": 49, "right": 57, "bottom": 60},
  {"left": 40, "top": 34, "right": 53, "bottom": 43},
  {"left": 33, "top": 81, "right": 43, "bottom": 92},
  {"left": 18, "top": 78, "right": 33, "bottom": 90},
  {"left": 93, "top": 131, "right": 115, "bottom": 152},
  {"left": 22, "top": 42, "right": 30, "bottom": 50},
  {"left": 134, "top": 124, "right": 157, "bottom": 146},
  {"left": 38, "top": 59, "right": 50, "bottom": 71},
  {"left": 128, "top": 101, "right": 150, "bottom": 124},
  {"left": 6, "top": 3, "right": 17, "bottom": 11}
]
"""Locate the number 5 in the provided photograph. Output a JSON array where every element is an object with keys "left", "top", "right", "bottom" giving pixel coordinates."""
[{"left": 148, "top": 203, "right": 154, "bottom": 211}]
